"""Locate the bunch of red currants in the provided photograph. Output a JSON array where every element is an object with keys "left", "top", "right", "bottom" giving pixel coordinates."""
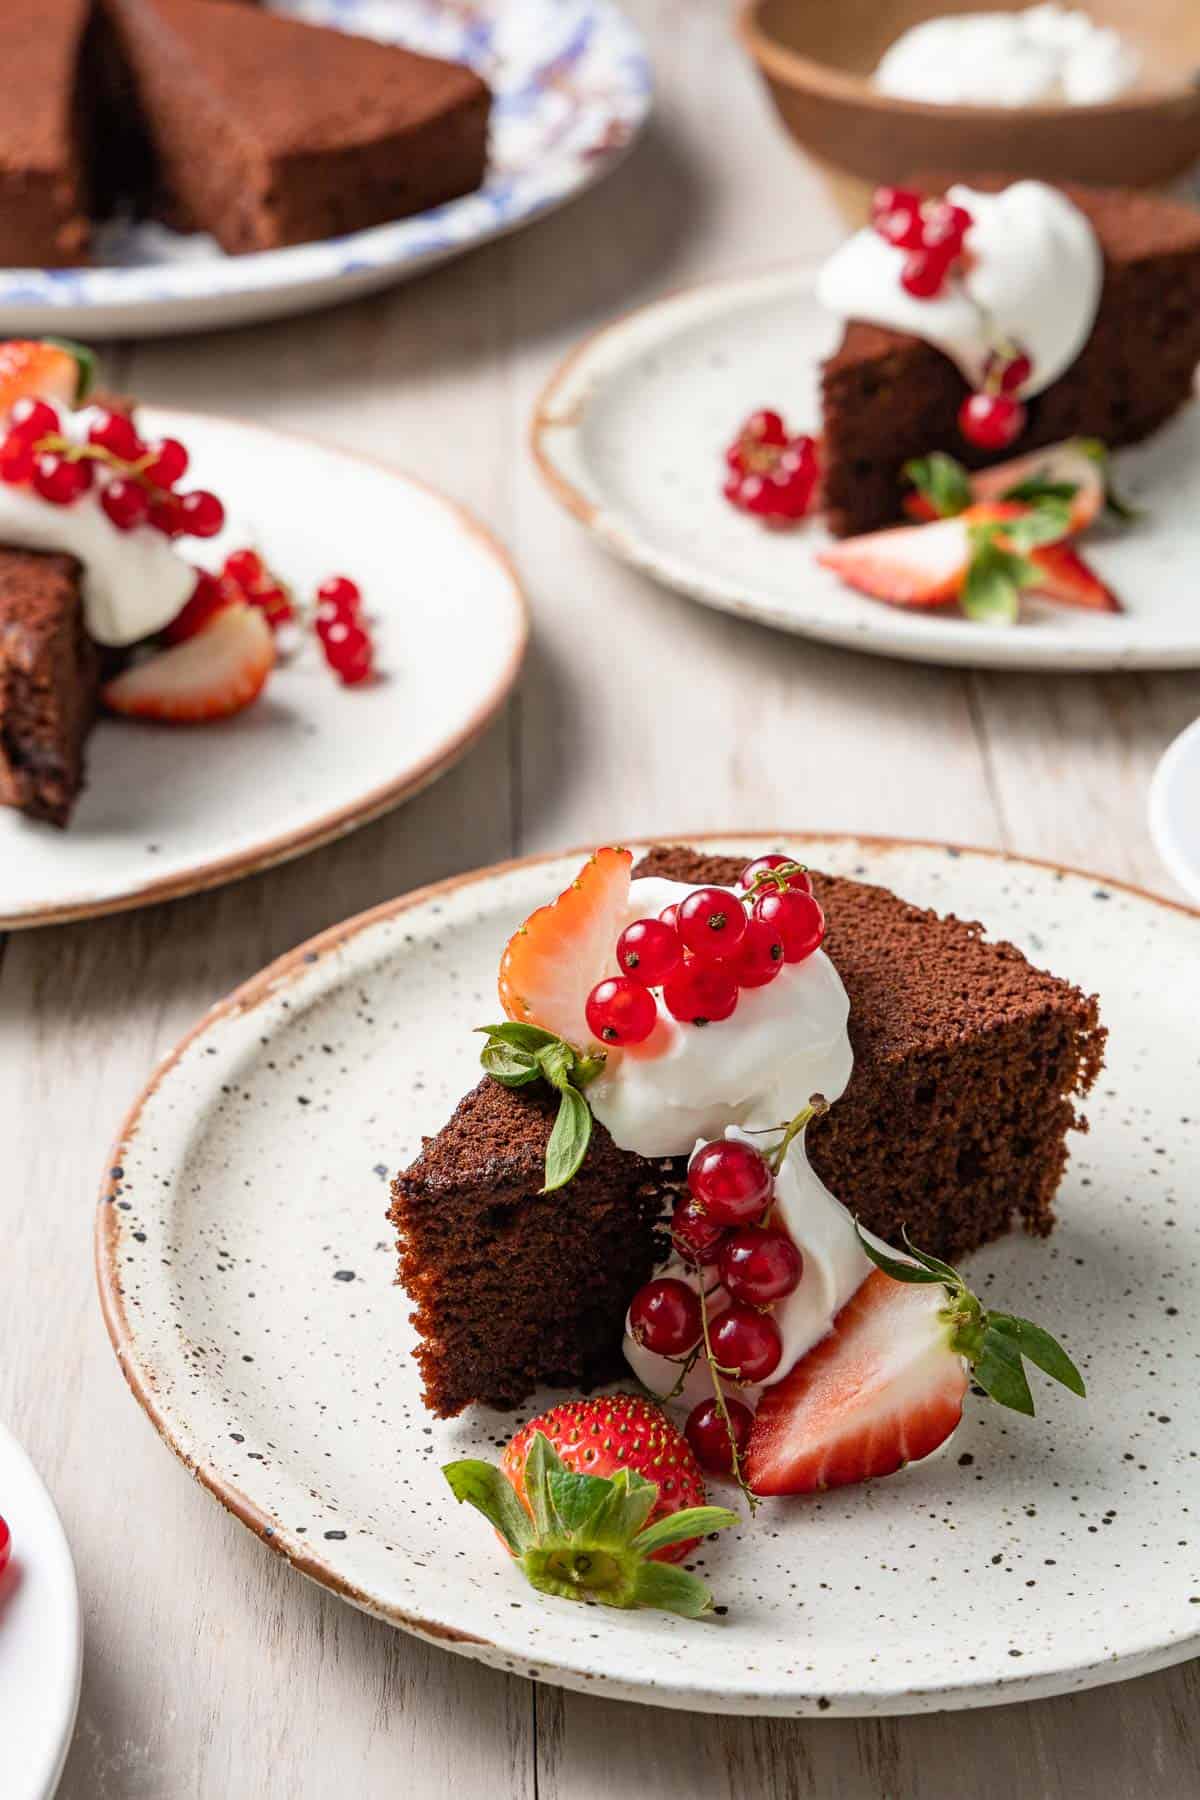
[
  {"left": 628, "top": 1132, "right": 801, "bottom": 1475},
  {"left": 584, "top": 856, "right": 825, "bottom": 1046}
]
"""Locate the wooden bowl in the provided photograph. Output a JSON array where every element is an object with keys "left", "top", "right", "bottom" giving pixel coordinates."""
[{"left": 737, "top": 0, "right": 1200, "bottom": 198}]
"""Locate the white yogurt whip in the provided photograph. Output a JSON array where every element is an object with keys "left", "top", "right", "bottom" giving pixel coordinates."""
[
  {"left": 622, "top": 1125, "right": 878, "bottom": 1407},
  {"left": 816, "top": 180, "right": 1103, "bottom": 397},
  {"left": 587, "top": 877, "right": 854, "bottom": 1160},
  {"left": 0, "top": 407, "right": 195, "bottom": 647},
  {"left": 873, "top": 6, "right": 1140, "bottom": 107}
]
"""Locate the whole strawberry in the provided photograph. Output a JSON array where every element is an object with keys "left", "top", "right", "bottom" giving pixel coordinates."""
[{"left": 445, "top": 1394, "right": 739, "bottom": 1617}]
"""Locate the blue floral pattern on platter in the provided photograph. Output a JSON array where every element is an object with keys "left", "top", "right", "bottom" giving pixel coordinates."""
[{"left": 0, "top": 0, "right": 652, "bottom": 329}]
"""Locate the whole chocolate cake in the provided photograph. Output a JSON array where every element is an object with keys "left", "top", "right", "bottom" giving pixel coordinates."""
[{"left": 391, "top": 846, "right": 1105, "bottom": 1417}]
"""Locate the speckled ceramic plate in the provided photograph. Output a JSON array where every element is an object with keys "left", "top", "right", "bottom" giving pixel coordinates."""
[
  {"left": 96, "top": 836, "right": 1200, "bottom": 1715},
  {"left": 0, "top": 1417, "right": 83, "bottom": 1800},
  {"left": 0, "top": 406, "right": 527, "bottom": 929},
  {"left": 0, "top": 0, "right": 651, "bottom": 340},
  {"left": 532, "top": 268, "right": 1200, "bottom": 671}
]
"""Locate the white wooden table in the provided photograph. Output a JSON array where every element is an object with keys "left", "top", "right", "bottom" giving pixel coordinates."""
[{"left": 4, "top": 4, "right": 1200, "bottom": 1793}]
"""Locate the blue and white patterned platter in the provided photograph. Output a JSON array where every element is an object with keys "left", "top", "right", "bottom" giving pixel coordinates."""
[{"left": 0, "top": 0, "right": 652, "bottom": 339}]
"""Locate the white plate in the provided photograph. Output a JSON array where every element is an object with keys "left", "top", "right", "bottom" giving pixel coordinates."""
[
  {"left": 0, "top": 0, "right": 651, "bottom": 340},
  {"left": 0, "top": 407, "right": 527, "bottom": 928},
  {"left": 532, "top": 267, "right": 1200, "bottom": 671},
  {"left": 1150, "top": 716, "right": 1200, "bottom": 903},
  {"left": 96, "top": 835, "right": 1200, "bottom": 1715},
  {"left": 0, "top": 1418, "right": 83, "bottom": 1800}
]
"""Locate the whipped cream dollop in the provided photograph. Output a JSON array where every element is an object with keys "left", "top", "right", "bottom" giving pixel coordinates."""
[
  {"left": 0, "top": 407, "right": 195, "bottom": 647},
  {"left": 586, "top": 877, "right": 854, "bottom": 1160},
  {"left": 817, "top": 180, "right": 1103, "bottom": 398},
  {"left": 623, "top": 1125, "right": 878, "bottom": 1406},
  {"left": 873, "top": 6, "right": 1140, "bottom": 107}
]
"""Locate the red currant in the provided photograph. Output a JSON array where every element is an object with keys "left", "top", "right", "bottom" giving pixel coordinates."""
[
  {"left": 709, "top": 1303, "right": 782, "bottom": 1384},
  {"left": 174, "top": 490, "right": 225, "bottom": 538},
  {"left": 585, "top": 975, "right": 657, "bottom": 1046},
  {"left": 223, "top": 548, "right": 265, "bottom": 591},
  {"left": 738, "top": 854, "right": 812, "bottom": 895},
  {"left": 684, "top": 1396, "right": 753, "bottom": 1476},
  {"left": 659, "top": 903, "right": 680, "bottom": 931},
  {"left": 872, "top": 185, "right": 920, "bottom": 220},
  {"left": 9, "top": 397, "right": 59, "bottom": 441},
  {"left": 718, "top": 1227, "right": 803, "bottom": 1305},
  {"left": 752, "top": 889, "right": 825, "bottom": 964},
  {"left": 670, "top": 1194, "right": 727, "bottom": 1266},
  {"left": 900, "top": 247, "right": 954, "bottom": 300},
  {"left": 0, "top": 1510, "right": 9, "bottom": 1576},
  {"left": 100, "top": 477, "right": 149, "bottom": 532},
  {"left": 958, "top": 391, "right": 1026, "bottom": 451},
  {"left": 321, "top": 618, "right": 374, "bottom": 686},
  {"left": 628, "top": 1277, "right": 702, "bottom": 1356},
  {"left": 731, "top": 916, "right": 785, "bottom": 989},
  {"left": 32, "top": 453, "right": 91, "bottom": 505},
  {"left": 662, "top": 959, "right": 738, "bottom": 1027},
  {"left": 142, "top": 437, "right": 189, "bottom": 489},
  {"left": 688, "top": 1138, "right": 773, "bottom": 1226},
  {"left": 616, "top": 917, "right": 682, "bottom": 985},
  {"left": 0, "top": 430, "right": 35, "bottom": 485},
  {"left": 724, "top": 434, "right": 819, "bottom": 526},
  {"left": 250, "top": 584, "right": 295, "bottom": 630},
  {"left": 724, "top": 408, "right": 788, "bottom": 472},
  {"left": 148, "top": 494, "right": 184, "bottom": 537},
  {"left": 676, "top": 887, "right": 748, "bottom": 961},
  {"left": 87, "top": 408, "right": 143, "bottom": 461},
  {"left": 996, "top": 350, "right": 1033, "bottom": 393},
  {"left": 919, "top": 200, "right": 972, "bottom": 253},
  {"left": 316, "top": 574, "right": 362, "bottom": 615},
  {"left": 876, "top": 205, "right": 925, "bottom": 250}
]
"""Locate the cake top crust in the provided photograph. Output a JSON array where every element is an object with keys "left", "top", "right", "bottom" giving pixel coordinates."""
[
  {"left": 0, "top": 0, "right": 93, "bottom": 174},
  {"left": 631, "top": 845, "right": 1098, "bottom": 1067}
]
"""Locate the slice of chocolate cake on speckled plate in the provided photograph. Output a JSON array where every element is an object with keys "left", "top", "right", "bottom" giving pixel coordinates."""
[{"left": 391, "top": 845, "right": 1105, "bottom": 1417}]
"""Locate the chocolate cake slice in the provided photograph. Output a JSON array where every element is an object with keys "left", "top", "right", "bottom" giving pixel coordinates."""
[
  {"left": 0, "top": 549, "right": 100, "bottom": 826},
  {"left": 0, "top": 0, "right": 96, "bottom": 267},
  {"left": 822, "top": 179, "right": 1200, "bottom": 538},
  {"left": 102, "top": 0, "right": 492, "bottom": 255},
  {"left": 391, "top": 846, "right": 1104, "bottom": 1417}
]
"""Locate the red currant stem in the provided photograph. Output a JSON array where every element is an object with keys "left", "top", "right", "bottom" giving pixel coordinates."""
[
  {"left": 31, "top": 435, "right": 182, "bottom": 510},
  {"left": 653, "top": 1341, "right": 704, "bottom": 1402},
  {"left": 739, "top": 860, "right": 809, "bottom": 905},
  {"left": 697, "top": 1278, "right": 759, "bottom": 1513}
]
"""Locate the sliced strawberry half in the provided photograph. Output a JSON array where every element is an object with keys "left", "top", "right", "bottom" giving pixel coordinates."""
[
  {"left": 498, "top": 846, "right": 632, "bottom": 1046},
  {"left": 102, "top": 603, "right": 275, "bottom": 723},
  {"left": 745, "top": 1236, "right": 1086, "bottom": 1496},
  {"left": 816, "top": 503, "right": 1034, "bottom": 610},
  {"left": 0, "top": 338, "right": 90, "bottom": 411},
  {"left": 904, "top": 440, "right": 1103, "bottom": 534},
  {"left": 1027, "top": 541, "right": 1122, "bottom": 613}
]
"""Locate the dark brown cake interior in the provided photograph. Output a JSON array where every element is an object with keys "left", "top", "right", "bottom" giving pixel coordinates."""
[
  {"left": 391, "top": 846, "right": 1105, "bottom": 1417},
  {"left": 0, "top": 549, "right": 100, "bottom": 826},
  {"left": 821, "top": 179, "right": 1200, "bottom": 538}
]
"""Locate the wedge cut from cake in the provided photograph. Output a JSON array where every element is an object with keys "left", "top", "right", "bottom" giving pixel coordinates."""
[
  {"left": 102, "top": 0, "right": 492, "bottom": 255},
  {"left": 391, "top": 845, "right": 1105, "bottom": 1418},
  {"left": 0, "top": 549, "right": 100, "bottom": 825},
  {"left": 821, "top": 178, "right": 1200, "bottom": 538}
]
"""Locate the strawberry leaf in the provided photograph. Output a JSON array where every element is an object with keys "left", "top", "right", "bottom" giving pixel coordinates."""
[
  {"left": 903, "top": 452, "right": 972, "bottom": 517},
  {"left": 477, "top": 1021, "right": 565, "bottom": 1054},
  {"left": 542, "top": 1084, "right": 593, "bottom": 1192},
  {"left": 45, "top": 336, "right": 96, "bottom": 404},
  {"left": 1000, "top": 498, "right": 1072, "bottom": 551},
  {"left": 962, "top": 529, "right": 1028, "bottom": 625},
  {"left": 974, "top": 1326, "right": 1036, "bottom": 1417},
  {"left": 987, "top": 1313, "right": 1086, "bottom": 1397},
  {"left": 898, "top": 1227, "right": 963, "bottom": 1285},
  {"left": 1001, "top": 473, "right": 1078, "bottom": 507},
  {"left": 854, "top": 1224, "right": 945, "bottom": 1284},
  {"left": 632, "top": 1506, "right": 740, "bottom": 1558},
  {"left": 443, "top": 1458, "right": 534, "bottom": 1556},
  {"left": 632, "top": 1561, "right": 721, "bottom": 1619},
  {"left": 480, "top": 1042, "right": 540, "bottom": 1085},
  {"left": 546, "top": 1463, "right": 621, "bottom": 1535}
]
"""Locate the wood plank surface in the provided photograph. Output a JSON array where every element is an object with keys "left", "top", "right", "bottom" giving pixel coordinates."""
[{"left": 1, "top": 2, "right": 1198, "bottom": 1794}]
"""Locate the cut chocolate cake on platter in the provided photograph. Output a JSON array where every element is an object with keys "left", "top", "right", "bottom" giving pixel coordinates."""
[{"left": 391, "top": 845, "right": 1104, "bottom": 1418}]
